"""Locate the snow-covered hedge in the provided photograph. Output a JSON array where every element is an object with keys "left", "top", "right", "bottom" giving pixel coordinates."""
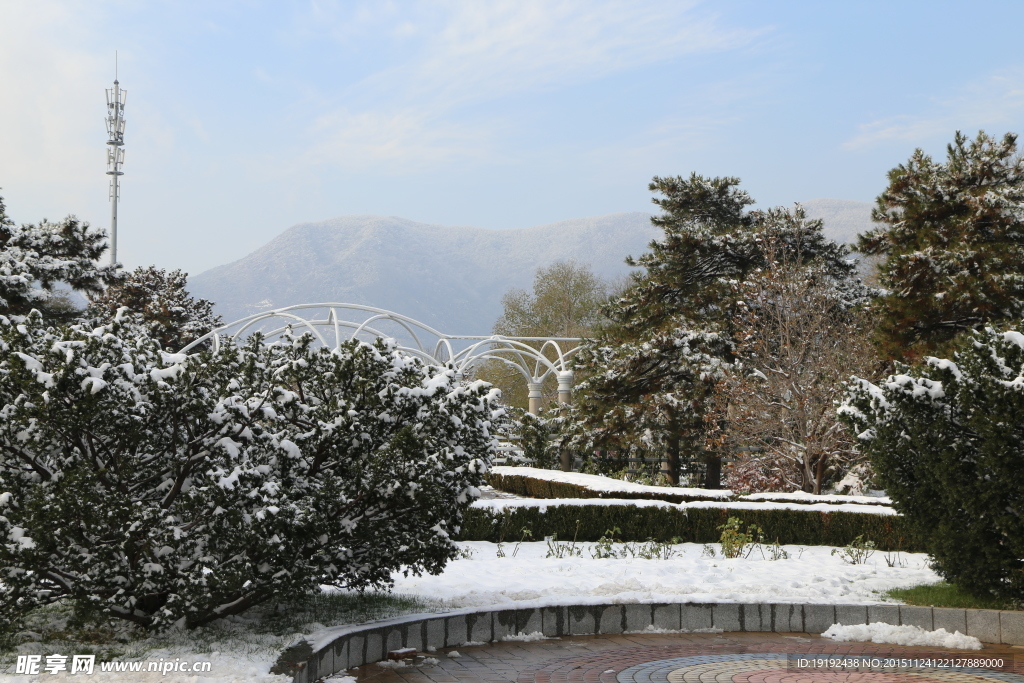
[
  {"left": 0, "top": 312, "right": 499, "bottom": 631},
  {"left": 840, "top": 327, "right": 1024, "bottom": 602},
  {"left": 488, "top": 467, "right": 890, "bottom": 506},
  {"left": 460, "top": 499, "right": 919, "bottom": 550},
  {"left": 489, "top": 466, "right": 733, "bottom": 502}
]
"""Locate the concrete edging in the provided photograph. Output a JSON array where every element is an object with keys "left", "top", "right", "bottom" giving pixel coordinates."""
[{"left": 273, "top": 602, "right": 1024, "bottom": 683}]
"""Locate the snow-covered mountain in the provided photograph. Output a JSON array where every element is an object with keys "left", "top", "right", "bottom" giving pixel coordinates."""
[
  {"left": 188, "top": 213, "right": 660, "bottom": 335},
  {"left": 188, "top": 200, "right": 875, "bottom": 335},
  {"left": 800, "top": 198, "right": 876, "bottom": 246}
]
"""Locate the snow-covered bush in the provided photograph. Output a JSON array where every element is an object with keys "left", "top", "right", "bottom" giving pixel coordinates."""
[
  {"left": 839, "top": 327, "right": 1024, "bottom": 601},
  {"left": 0, "top": 195, "right": 114, "bottom": 319},
  {"left": 506, "top": 408, "right": 560, "bottom": 469},
  {"left": 87, "top": 266, "right": 222, "bottom": 350},
  {"left": 0, "top": 312, "right": 499, "bottom": 632}
]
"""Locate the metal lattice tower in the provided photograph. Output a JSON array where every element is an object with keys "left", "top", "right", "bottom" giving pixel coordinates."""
[{"left": 105, "top": 65, "right": 126, "bottom": 266}]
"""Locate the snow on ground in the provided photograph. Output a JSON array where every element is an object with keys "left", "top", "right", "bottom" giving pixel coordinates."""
[
  {"left": 822, "top": 623, "right": 982, "bottom": 649},
  {"left": 490, "top": 467, "right": 892, "bottom": 506},
  {"left": 384, "top": 541, "right": 936, "bottom": 610},
  {"left": 477, "top": 484, "right": 527, "bottom": 500},
  {"left": 2, "top": 542, "right": 938, "bottom": 683}
]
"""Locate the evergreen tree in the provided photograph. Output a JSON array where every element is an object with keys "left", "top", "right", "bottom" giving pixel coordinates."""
[
  {"left": 567, "top": 326, "right": 731, "bottom": 484},
  {"left": 88, "top": 266, "right": 222, "bottom": 350},
  {"left": 0, "top": 312, "right": 498, "bottom": 631},
  {"left": 566, "top": 174, "right": 863, "bottom": 485},
  {"left": 840, "top": 327, "right": 1024, "bottom": 601},
  {"left": 614, "top": 176, "right": 857, "bottom": 338},
  {"left": 0, "top": 194, "right": 114, "bottom": 320},
  {"left": 859, "top": 131, "right": 1024, "bottom": 360}
]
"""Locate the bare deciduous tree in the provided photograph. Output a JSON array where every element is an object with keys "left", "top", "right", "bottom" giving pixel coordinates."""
[{"left": 723, "top": 250, "right": 879, "bottom": 493}]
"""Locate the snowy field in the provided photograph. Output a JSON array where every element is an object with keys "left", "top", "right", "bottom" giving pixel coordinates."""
[
  {"left": 2, "top": 541, "right": 939, "bottom": 683},
  {"left": 388, "top": 540, "right": 938, "bottom": 609}
]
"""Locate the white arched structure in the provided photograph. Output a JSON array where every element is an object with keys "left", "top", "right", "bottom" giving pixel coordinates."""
[{"left": 180, "top": 303, "right": 582, "bottom": 414}]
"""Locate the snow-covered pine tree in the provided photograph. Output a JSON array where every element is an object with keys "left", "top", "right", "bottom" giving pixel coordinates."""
[
  {"left": 615, "top": 177, "right": 857, "bottom": 338},
  {"left": 565, "top": 174, "right": 862, "bottom": 485},
  {"left": 859, "top": 131, "right": 1024, "bottom": 360},
  {"left": 839, "top": 328, "right": 1024, "bottom": 601},
  {"left": 0, "top": 194, "right": 114, "bottom": 320},
  {"left": 0, "top": 312, "right": 499, "bottom": 631},
  {"left": 566, "top": 326, "right": 731, "bottom": 484},
  {"left": 88, "top": 266, "right": 223, "bottom": 350}
]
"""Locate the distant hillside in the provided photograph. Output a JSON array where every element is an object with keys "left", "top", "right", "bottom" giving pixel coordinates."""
[
  {"left": 188, "top": 213, "right": 660, "bottom": 335},
  {"left": 188, "top": 200, "right": 878, "bottom": 335},
  {"left": 800, "top": 198, "right": 875, "bottom": 246}
]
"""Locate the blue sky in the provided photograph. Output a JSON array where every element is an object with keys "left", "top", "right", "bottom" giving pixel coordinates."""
[{"left": 2, "top": 1, "right": 1024, "bottom": 275}]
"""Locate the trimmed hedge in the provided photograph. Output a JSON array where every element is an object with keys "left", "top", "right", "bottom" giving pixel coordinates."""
[
  {"left": 489, "top": 470, "right": 727, "bottom": 503},
  {"left": 458, "top": 504, "right": 923, "bottom": 552}
]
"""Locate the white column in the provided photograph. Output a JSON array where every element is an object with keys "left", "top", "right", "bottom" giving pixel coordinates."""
[
  {"left": 556, "top": 370, "right": 574, "bottom": 406},
  {"left": 527, "top": 381, "right": 543, "bottom": 415}
]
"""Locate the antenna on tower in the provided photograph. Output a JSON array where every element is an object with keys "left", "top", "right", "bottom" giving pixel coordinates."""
[{"left": 105, "top": 56, "right": 126, "bottom": 266}]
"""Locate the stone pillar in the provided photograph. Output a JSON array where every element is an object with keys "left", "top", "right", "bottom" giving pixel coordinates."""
[
  {"left": 556, "top": 371, "right": 574, "bottom": 406},
  {"left": 556, "top": 371, "right": 574, "bottom": 472},
  {"left": 527, "top": 381, "right": 543, "bottom": 416}
]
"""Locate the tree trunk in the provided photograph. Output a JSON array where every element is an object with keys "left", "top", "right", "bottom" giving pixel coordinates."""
[
  {"left": 665, "top": 433, "right": 680, "bottom": 485},
  {"left": 704, "top": 453, "right": 722, "bottom": 489},
  {"left": 812, "top": 452, "right": 827, "bottom": 495}
]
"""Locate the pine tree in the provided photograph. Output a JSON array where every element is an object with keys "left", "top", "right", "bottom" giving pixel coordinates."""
[
  {"left": 567, "top": 326, "right": 731, "bottom": 484},
  {"left": 840, "top": 327, "right": 1024, "bottom": 601},
  {"left": 614, "top": 176, "right": 858, "bottom": 338},
  {"left": 88, "top": 266, "right": 223, "bottom": 350},
  {"left": 860, "top": 131, "right": 1024, "bottom": 360},
  {"left": 0, "top": 194, "right": 114, "bottom": 320},
  {"left": 566, "top": 174, "right": 864, "bottom": 486}
]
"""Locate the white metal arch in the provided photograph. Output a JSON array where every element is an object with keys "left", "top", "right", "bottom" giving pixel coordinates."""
[{"left": 180, "top": 303, "right": 582, "bottom": 414}]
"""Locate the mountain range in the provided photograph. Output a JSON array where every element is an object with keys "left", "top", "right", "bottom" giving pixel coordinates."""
[{"left": 188, "top": 198, "right": 875, "bottom": 335}]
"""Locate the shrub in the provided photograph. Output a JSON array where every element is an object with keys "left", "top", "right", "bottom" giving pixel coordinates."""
[
  {"left": 840, "top": 326, "right": 1024, "bottom": 601},
  {"left": 0, "top": 312, "right": 499, "bottom": 632},
  {"left": 831, "top": 535, "right": 876, "bottom": 565},
  {"left": 459, "top": 503, "right": 920, "bottom": 550},
  {"left": 717, "top": 517, "right": 762, "bottom": 558},
  {"left": 507, "top": 408, "right": 559, "bottom": 469}
]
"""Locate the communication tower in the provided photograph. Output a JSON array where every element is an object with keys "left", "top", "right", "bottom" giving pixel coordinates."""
[{"left": 105, "top": 63, "right": 126, "bottom": 265}]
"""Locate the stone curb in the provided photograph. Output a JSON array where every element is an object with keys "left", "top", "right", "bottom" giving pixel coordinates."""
[{"left": 273, "top": 602, "right": 1024, "bottom": 683}]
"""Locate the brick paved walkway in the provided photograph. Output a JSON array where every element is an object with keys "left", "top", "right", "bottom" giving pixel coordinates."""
[{"left": 344, "top": 632, "right": 1024, "bottom": 683}]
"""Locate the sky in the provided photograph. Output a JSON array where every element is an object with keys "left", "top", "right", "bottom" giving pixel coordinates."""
[{"left": 3, "top": 1, "right": 1024, "bottom": 276}]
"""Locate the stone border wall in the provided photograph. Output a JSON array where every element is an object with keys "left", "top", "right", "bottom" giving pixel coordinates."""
[{"left": 275, "top": 602, "right": 1024, "bottom": 683}]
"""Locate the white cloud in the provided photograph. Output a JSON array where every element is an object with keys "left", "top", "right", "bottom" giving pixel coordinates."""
[
  {"left": 396, "top": 0, "right": 755, "bottom": 105},
  {"left": 293, "top": 0, "right": 766, "bottom": 171},
  {"left": 300, "top": 107, "right": 500, "bottom": 172},
  {"left": 844, "top": 67, "right": 1024, "bottom": 151},
  {"left": 0, "top": 2, "right": 112, "bottom": 210}
]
